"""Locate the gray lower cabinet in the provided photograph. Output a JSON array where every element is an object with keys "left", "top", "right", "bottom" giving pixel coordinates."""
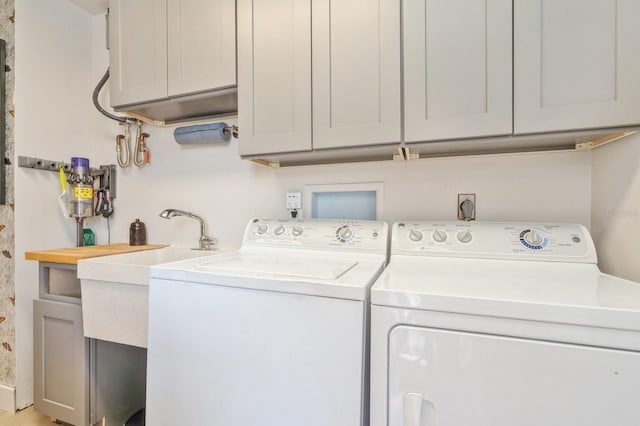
[
  {"left": 33, "top": 299, "right": 90, "bottom": 426},
  {"left": 33, "top": 262, "right": 147, "bottom": 426}
]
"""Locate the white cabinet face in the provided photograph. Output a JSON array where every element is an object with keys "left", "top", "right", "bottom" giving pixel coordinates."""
[
  {"left": 514, "top": 0, "right": 640, "bottom": 134},
  {"left": 237, "top": 0, "right": 312, "bottom": 156},
  {"left": 239, "top": 0, "right": 399, "bottom": 156},
  {"left": 404, "top": 0, "right": 513, "bottom": 142},
  {"left": 109, "top": 0, "right": 168, "bottom": 107},
  {"left": 167, "top": 0, "right": 236, "bottom": 96},
  {"left": 110, "top": 0, "right": 236, "bottom": 108},
  {"left": 312, "top": 0, "right": 401, "bottom": 149},
  {"left": 389, "top": 326, "right": 640, "bottom": 426}
]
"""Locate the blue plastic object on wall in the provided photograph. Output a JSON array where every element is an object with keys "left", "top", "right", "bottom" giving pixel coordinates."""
[{"left": 173, "top": 123, "right": 231, "bottom": 145}]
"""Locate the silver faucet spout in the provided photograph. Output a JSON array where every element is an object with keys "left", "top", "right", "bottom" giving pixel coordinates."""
[{"left": 159, "top": 209, "right": 216, "bottom": 250}]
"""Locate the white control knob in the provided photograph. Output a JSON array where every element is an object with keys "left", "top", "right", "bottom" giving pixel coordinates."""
[
  {"left": 432, "top": 229, "right": 447, "bottom": 243},
  {"left": 256, "top": 224, "right": 268, "bottom": 235},
  {"left": 524, "top": 229, "right": 543, "bottom": 246},
  {"left": 274, "top": 225, "right": 286, "bottom": 236},
  {"left": 291, "top": 225, "right": 304, "bottom": 237},
  {"left": 338, "top": 226, "right": 353, "bottom": 241},
  {"left": 457, "top": 229, "right": 473, "bottom": 244},
  {"left": 409, "top": 229, "right": 424, "bottom": 242}
]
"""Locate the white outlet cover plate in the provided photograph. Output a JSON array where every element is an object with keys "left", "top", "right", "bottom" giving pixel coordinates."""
[
  {"left": 458, "top": 193, "right": 476, "bottom": 220},
  {"left": 286, "top": 192, "right": 302, "bottom": 209}
]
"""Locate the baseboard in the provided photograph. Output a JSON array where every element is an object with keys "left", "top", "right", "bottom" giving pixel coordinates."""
[{"left": 0, "top": 384, "right": 16, "bottom": 413}]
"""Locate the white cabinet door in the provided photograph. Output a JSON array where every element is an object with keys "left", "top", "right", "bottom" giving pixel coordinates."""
[
  {"left": 403, "top": 0, "right": 512, "bottom": 142},
  {"left": 109, "top": 0, "right": 167, "bottom": 107},
  {"left": 237, "top": 0, "right": 312, "bottom": 156},
  {"left": 167, "top": 0, "right": 236, "bottom": 96},
  {"left": 389, "top": 326, "right": 640, "bottom": 426},
  {"left": 312, "top": 0, "right": 401, "bottom": 149},
  {"left": 514, "top": 0, "right": 640, "bottom": 134}
]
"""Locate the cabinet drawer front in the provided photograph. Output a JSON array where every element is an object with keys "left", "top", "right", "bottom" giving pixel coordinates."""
[
  {"left": 238, "top": 0, "right": 312, "bottom": 156},
  {"left": 514, "top": 0, "right": 640, "bottom": 133},
  {"left": 109, "top": 0, "right": 168, "bottom": 106},
  {"left": 167, "top": 0, "right": 236, "bottom": 96},
  {"left": 404, "top": 0, "right": 513, "bottom": 142},
  {"left": 312, "top": 0, "right": 401, "bottom": 149}
]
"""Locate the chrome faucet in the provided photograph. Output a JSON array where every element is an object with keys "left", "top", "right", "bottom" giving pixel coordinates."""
[{"left": 159, "top": 209, "right": 216, "bottom": 250}]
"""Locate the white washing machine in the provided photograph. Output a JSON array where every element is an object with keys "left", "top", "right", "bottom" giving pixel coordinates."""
[
  {"left": 370, "top": 221, "right": 640, "bottom": 426},
  {"left": 146, "top": 218, "right": 389, "bottom": 426}
]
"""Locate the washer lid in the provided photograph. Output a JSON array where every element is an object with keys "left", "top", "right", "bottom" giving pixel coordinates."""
[
  {"left": 371, "top": 256, "right": 640, "bottom": 332},
  {"left": 195, "top": 254, "right": 358, "bottom": 280},
  {"left": 151, "top": 249, "right": 386, "bottom": 300}
]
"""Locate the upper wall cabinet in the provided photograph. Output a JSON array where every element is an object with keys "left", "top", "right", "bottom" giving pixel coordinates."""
[
  {"left": 238, "top": 0, "right": 401, "bottom": 156},
  {"left": 109, "top": 0, "right": 236, "bottom": 108},
  {"left": 237, "top": 0, "right": 312, "bottom": 155},
  {"left": 514, "top": 0, "right": 640, "bottom": 134},
  {"left": 403, "top": 0, "right": 513, "bottom": 142},
  {"left": 109, "top": 0, "right": 167, "bottom": 106},
  {"left": 239, "top": 0, "right": 640, "bottom": 164},
  {"left": 312, "top": 0, "right": 401, "bottom": 149}
]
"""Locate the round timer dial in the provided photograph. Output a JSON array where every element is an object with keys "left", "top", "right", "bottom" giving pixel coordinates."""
[
  {"left": 432, "top": 229, "right": 447, "bottom": 243},
  {"left": 291, "top": 225, "right": 304, "bottom": 237},
  {"left": 336, "top": 225, "right": 355, "bottom": 243},
  {"left": 408, "top": 229, "right": 424, "bottom": 242},
  {"left": 456, "top": 229, "right": 473, "bottom": 244},
  {"left": 519, "top": 229, "right": 549, "bottom": 250},
  {"left": 256, "top": 224, "right": 269, "bottom": 235}
]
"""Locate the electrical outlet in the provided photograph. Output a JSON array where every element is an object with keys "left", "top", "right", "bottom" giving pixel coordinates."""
[
  {"left": 458, "top": 194, "right": 476, "bottom": 221},
  {"left": 286, "top": 192, "right": 302, "bottom": 209}
]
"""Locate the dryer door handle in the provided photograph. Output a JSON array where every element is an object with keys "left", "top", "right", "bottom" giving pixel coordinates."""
[
  {"left": 403, "top": 392, "right": 424, "bottom": 426},
  {"left": 403, "top": 392, "right": 436, "bottom": 426}
]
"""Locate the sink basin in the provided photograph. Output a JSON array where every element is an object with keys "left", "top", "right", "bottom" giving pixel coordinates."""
[
  {"left": 77, "top": 247, "right": 219, "bottom": 348},
  {"left": 78, "top": 246, "right": 217, "bottom": 286}
]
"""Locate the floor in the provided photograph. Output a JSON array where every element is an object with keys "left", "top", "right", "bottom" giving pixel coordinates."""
[{"left": 0, "top": 407, "right": 55, "bottom": 426}]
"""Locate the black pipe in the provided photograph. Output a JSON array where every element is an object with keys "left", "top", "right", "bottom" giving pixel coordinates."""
[{"left": 93, "top": 68, "right": 132, "bottom": 124}]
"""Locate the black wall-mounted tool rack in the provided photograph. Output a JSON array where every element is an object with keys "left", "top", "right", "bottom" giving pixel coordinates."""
[{"left": 18, "top": 155, "right": 117, "bottom": 200}]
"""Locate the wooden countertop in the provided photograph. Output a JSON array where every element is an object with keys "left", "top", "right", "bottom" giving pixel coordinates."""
[{"left": 25, "top": 243, "right": 166, "bottom": 265}]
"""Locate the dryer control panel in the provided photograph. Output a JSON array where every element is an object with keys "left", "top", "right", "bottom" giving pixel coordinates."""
[
  {"left": 244, "top": 218, "right": 389, "bottom": 254},
  {"left": 393, "top": 221, "right": 597, "bottom": 263}
]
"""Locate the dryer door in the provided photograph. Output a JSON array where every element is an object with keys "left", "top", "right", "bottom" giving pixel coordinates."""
[{"left": 389, "top": 326, "right": 640, "bottom": 426}]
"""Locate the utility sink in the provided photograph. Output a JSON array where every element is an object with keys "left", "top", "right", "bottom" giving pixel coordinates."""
[{"left": 77, "top": 247, "right": 218, "bottom": 348}]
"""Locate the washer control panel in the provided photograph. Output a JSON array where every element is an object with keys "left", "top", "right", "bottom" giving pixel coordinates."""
[
  {"left": 393, "top": 221, "right": 596, "bottom": 263},
  {"left": 244, "top": 218, "right": 388, "bottom": 253}
]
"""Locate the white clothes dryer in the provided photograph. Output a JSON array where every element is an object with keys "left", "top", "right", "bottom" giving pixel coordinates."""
[
  {"left": 370, "top": 221, "right": 640, "bottom": 426},
  {"left": 146, "top": 218, "right": 389, "bottom": 426}
]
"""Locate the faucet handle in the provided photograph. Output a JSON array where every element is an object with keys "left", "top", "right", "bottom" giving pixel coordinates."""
[{"left": 199, "top": 236, "right": 216, "bottom": 251}]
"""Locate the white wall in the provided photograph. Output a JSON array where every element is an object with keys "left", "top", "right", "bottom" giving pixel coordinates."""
[
  {"left": 86, "top": 13, "right": 592, "bottom": 250},
  {"left": 14, "top": 0, "right": 95, "bottom": 409},
  {"left": 591, "top": 132, "right": 640, "bottom": 282},
  {"left": 89, "top": 129, "right": 592, "bottom": 249},
  {"left": 13, "top": 4, "right": 593, "bottom": 409}
]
